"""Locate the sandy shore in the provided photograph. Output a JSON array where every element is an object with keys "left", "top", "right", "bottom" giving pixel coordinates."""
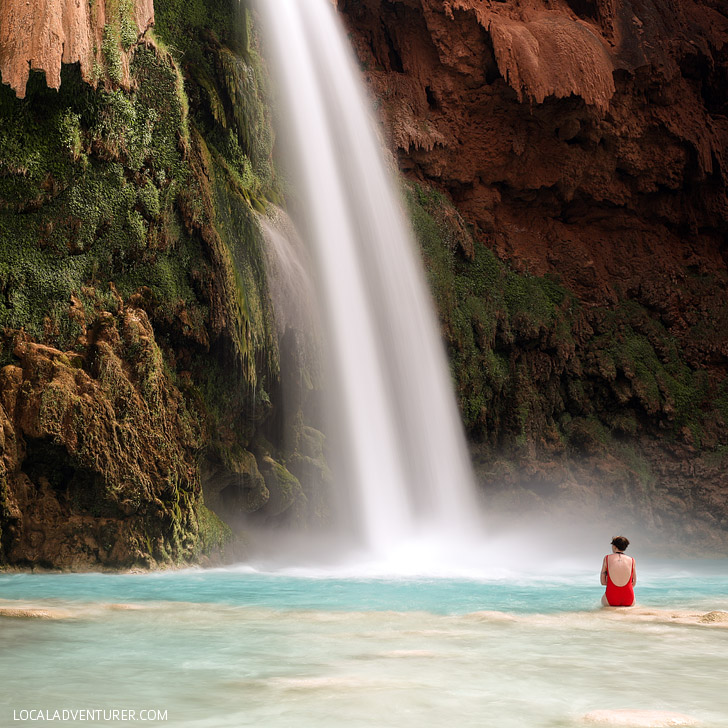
[{"left": 464, "top": 605, "right": 728, "bottom": 629}]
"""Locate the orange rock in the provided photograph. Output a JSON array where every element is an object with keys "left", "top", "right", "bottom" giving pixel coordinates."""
[{"left": 0, "top": 0, "right": 154, "bottom": 98}]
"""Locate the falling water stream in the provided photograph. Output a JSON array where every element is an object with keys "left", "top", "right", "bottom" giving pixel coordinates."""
[{"left": 256, "top": 0, "right": 480, "bottom": 558}]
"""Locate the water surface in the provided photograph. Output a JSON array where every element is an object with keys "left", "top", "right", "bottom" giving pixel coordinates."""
[{"left": 1, "top": 562, "right": 726, "bottom": 727}]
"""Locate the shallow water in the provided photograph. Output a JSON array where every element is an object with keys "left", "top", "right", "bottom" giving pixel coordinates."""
[{"left": 1, "top": 562, "right": 726, "bottom": 727}]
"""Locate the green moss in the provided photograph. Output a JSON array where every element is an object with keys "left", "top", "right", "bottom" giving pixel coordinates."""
[
  {"left": 119, "top": 0, "right": 138, "bottom": 50},
  {"left": 588, "top": 303, "right": 713, "bottom": 444},
  {"left": 57, "top": 110, "right": 84, "bottom": 163},
  {"left": 96, "top": 0, "right": 141, "bottom": 81},
  {"left": 153, "top": 0, "right": 245, "bottom": 60},
  {"left": 137, "top": 181, "right": 161, "bottom": 219},
  {"left": 406, "top": 182, "right": 575, "bottom": 438},
  {"left": 0, "top": 77, "right": 84, "bottom": 205},
  {"left": 0, "top": 46, "right": 199, "bottom": 346},
  {"left": 154, "top": 0, "right": 276, "bottom": 202},
  {"left": 214, "top": 46, "right": 274, "bottom": 193},
  {"left": 205, "top": 142, "right": 279, "bottom": 387},
  {"left": 566, "top": 416, "right": 611, "bottom": 453},
  {"left": 259, "top": 457, "right": 305, "bottom": 517},
  {"left": 606, "top": 410, "right": 640, "bottom": 436},
  {"left": 504, "top": 271, "right": 557, "bottom": 329},
  {"left": 195, "top": 504, "right": 233, "bottom": 558},
  {"left": 406, "top": 178, "right": 727, "bottom": 459},
  {"left": 102, "top": 24, "right": 123, "bottom": 83}
]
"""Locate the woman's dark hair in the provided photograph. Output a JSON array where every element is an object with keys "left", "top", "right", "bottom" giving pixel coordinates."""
[{"left": 611, "top": 536, "right": 630, "bottom": 551}]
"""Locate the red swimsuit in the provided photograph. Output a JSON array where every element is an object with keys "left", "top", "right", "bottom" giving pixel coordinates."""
[{"left": 605, "top": 555, "right": 635, "bottom": 606}]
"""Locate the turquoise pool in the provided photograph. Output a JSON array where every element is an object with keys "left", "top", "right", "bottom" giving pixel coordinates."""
[{"left": 1, "top": 561, "right": 726, "bottom": 727}]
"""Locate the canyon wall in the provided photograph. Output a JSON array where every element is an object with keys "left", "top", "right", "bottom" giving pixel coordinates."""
[
  {"left": 0, "top": 0, "right": 154, "bottom": 97},
  {"left": 338, "top": 0, "right": 728, "bottom": 549}
]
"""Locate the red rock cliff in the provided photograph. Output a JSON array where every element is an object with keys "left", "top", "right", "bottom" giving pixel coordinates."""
[{"left": 338, "top": 0, "right": 727, "bottom": 316}]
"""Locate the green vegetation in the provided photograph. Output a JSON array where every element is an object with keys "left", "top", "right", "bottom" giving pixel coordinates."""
[
  {"left": 0, "top": 28, "right": 277, "bottom": 386},
  {"left": 406, "top": 181, "right": 727, "bottom": 457},
  {"left": 587, "top": 301, "right": 713, "bottom": 446},
  {"left": 95, "top": 0, "right": 141, "bottom": 83},
  {"left": 102, "top": 25, "right": 124, "bottom": 83},
  {"left": 407, "top": 182, "right": 576, "bottom": 442},
  {"left": 0, "top": 47, "right": 193, "bottom": 345},
  {"left": 195, "top": 504, "right": 233, "bottom": 558},
  {"left": 153, "top": 0, "right": 276, "bottom": 205}
]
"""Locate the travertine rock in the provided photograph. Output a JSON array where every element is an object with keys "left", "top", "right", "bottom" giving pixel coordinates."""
[
  {"left": 582, "top": 709, "right": 699, "bottom": 726},
  {"left": 0, "top": 0, "right": 154, "bottom": 98},
  {"left": 0, "top": 308, "right": 204, "bottom": 569}
]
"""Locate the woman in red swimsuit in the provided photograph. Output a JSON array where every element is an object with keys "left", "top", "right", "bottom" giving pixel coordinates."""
[{"left": 600, "top": 536, "right": 636, "bottom": 607}]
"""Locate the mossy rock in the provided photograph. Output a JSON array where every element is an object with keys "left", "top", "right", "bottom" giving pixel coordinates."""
[
  {"left": 257, "top": 455, "right": 306, "bottom": 518},
  {"left": 565, "top": 417, "right": 610, "bottom": 455},
  {"left": 296, "top": 425, "right": 327, "bottom": 462},
  {"left": 194, "top": 503, "right": 233, "bottom": 558}
]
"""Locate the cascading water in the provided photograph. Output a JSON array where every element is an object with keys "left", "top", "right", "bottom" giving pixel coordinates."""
[{"left": 257, "top": 0, "right": 481, "bottom": 558}]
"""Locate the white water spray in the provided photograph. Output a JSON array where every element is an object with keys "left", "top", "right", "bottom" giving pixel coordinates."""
[{"left": 257, "top": 0, "right": 481, "bottom": 558}]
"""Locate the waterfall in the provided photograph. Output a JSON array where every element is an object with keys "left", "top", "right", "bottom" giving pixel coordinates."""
[{"left": 257, "top": 0, "right": 481, "bottom": 558}]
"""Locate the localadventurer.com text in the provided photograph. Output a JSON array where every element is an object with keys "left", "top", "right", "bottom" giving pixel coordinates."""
[{"left": 12, "top": 709, "right": 168, "bottom": 722}]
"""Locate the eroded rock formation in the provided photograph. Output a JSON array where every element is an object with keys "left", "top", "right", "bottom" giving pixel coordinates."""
[
  {"left": 0, "top": 0, "right": 154, "bottom": 98},
  {"left": 338, "top": 0, "right": 727, "bottom": 302},
  {"left": 0, "top": 311, "right": 206, "bottom": 568}
]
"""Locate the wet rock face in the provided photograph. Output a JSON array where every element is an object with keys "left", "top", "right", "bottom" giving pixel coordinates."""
[
  {"left": 0, "top": 0, "right": 326, "bottom": 568},
  {"left": 0, "top": 311, "right": 203, "bottom": 569},
  {"left": 339, "top": 0, "right": 728, "bottom": 415},
  {"left": 0, "top": 0, "right": 154, "bottom": 98}
]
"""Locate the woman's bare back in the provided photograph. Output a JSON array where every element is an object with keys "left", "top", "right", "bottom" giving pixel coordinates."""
[{"left": 605, "top": 553, "right": 634, "bottom": 587}]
